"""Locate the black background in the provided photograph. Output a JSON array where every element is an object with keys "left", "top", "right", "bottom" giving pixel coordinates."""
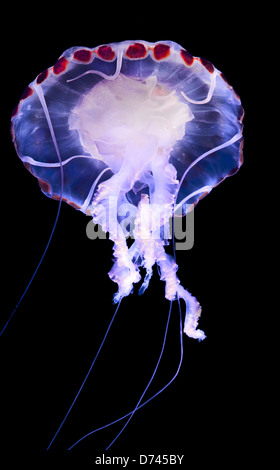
[{"left": 1, "top": 10, "right": 257, "bottom": 469}]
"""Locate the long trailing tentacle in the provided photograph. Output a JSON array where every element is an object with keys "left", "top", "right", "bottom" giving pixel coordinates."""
[
  {"left": 105, "top": 300, "right": 173, "bottom": 450},
  {"left": 0, "top": 84, "right": 64, "bottom": 337},
  {"left": 46, "top": 300, "right": 121, "bottom": 450},
  {"left": 68, "top": 300, "right": 184, "bottom": 451}
]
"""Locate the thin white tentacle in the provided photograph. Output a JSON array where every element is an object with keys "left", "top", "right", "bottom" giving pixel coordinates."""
[
  {"left": 67, "top": 50, "right": 123, "bottom": 83},
  {"left": 176, "top": 130, "right": 243, "bottom": 201},
  {"left": 180, "top": 70, "right": 218, "bottom": 105},
  {"left": 21, "top": 154, "right": 96, "bottom": 168}
]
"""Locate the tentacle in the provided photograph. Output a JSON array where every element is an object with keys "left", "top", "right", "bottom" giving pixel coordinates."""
[
  {"left": 176, "top": 130, "right": 243, "bottom": 199},
  {"left": 66, "top": 50, "right": 123, "bottom": 83},
  {"left": 21, "top": 154, "right": 96, "bottom": 168},
  {"left": 68, "top": 299, "right": 185, "bottom": 451},
  {"left": 80, "top": 167, "right": 112, "bottom": 213},
  {"left": 0, "top": 83, "right": 64, "bottom": 337},
  {"left": 46, "top": 300, "right": 122, "bottom": 450},
  {"left": 180, "top": 70, "right": 218, "bottom": 105},
  {"left": 105, "top": 300, "right": 173, "bottom": 449},
  {"left": 0, "top": 199, "right": 62, "bottom": 336}
]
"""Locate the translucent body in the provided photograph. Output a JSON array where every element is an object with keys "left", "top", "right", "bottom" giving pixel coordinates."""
[{"left": 11, "top": 40, "right": 243, "bottom": 339}]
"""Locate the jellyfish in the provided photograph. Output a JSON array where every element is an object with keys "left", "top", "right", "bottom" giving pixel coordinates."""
[{"left": 8, "top": 40, "right": 244, "bottom": 449}]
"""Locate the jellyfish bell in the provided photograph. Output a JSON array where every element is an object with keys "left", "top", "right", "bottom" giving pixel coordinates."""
[
  {"left": 8, "top": 39, "right": 244, "bottom": 451},
  {"left": 10, "top": 40, "right": 243, "bottom": 343}
]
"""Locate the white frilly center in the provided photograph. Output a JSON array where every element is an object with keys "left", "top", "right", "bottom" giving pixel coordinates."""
[{"left": 69, "top": 74, "right": 205, "bottom": 340}]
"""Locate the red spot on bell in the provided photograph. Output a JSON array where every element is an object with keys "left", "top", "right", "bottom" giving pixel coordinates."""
[
  {"left": 200, "top": 57, "right": 214, "bottom": 73},
  {"left": 53, "top": 57, "right": 68, "bottom": 75},
  {"left": 126, "top": 43, "right": 147, "bottom": 59},
  {"left": 21, "top": 86, "right": 33, "bottom": 100},
  {"left": 97, "top": 46, "right": 115, "bottom": 61},
  {"left": 181, "top": 49, "right": 194, "bottom": 66},
  {"left": 74, "top": 49, "right": 92, "bottom": 62},
  {"left": 36, "top": 69, "right": 49, "bottom": 84},
  {"left": 153, "top": 44, "right": 170, "bottom": 60}
]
